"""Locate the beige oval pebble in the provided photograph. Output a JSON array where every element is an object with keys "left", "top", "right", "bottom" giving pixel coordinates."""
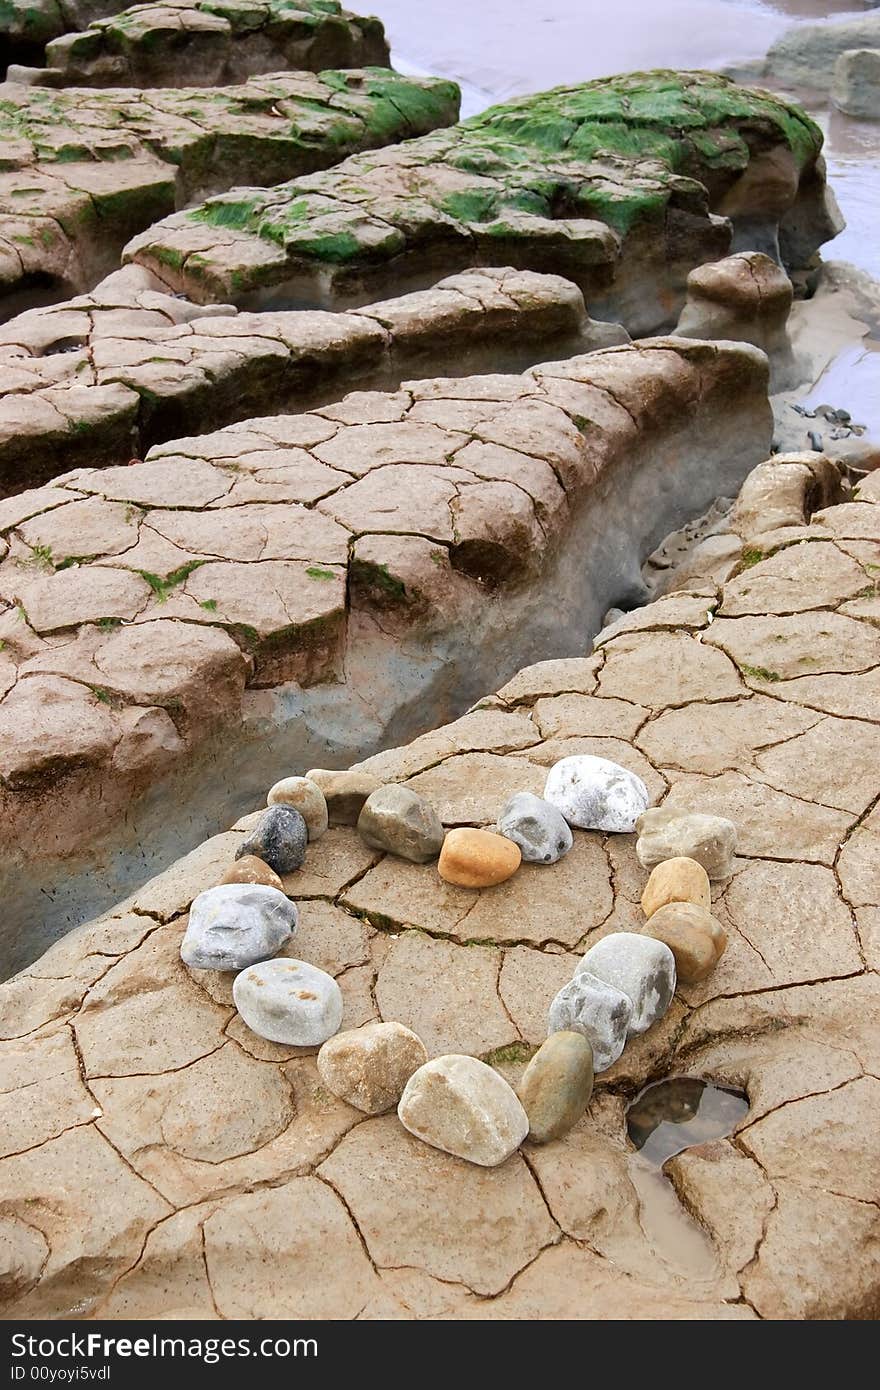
[
  {"left": 641, "top": 856, "right": 711, "bottom": 918},
  {"left": 438, "top": 828, "right": 521, "bottom": 888},
  {"left": 641, "top": 901, "right": 727, "bottom": 983},
  {"left": 398, "top": 1054, "right": 528, "bottom": 1166},
  {"left": 317, "top": 1021, "right": 427, "bottom": 1114},
  {"left": 219, "top": 855, "right": 284, "bottom": 891},
  {"left": 267, "top": 775, "right": 328, "bottom": 839}
]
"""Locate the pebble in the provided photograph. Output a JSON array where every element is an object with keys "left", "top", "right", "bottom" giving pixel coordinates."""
[
  {"left": 517, "top": 1031, "right": 594, "bottom": 1143},
  {"left": 233, "top": 958, "right": 342, "bottom": 1046},
  {"left": 635, "top": 808, "right": 737, "bottom": 880},
  {"left": 642, "top": 856, "right": 711, "bottom": 918},
  {"left": 548, "top": 972, "right": 632, "bottom": 1072},
  {"left": 398, "top": 1054, "right": 529, "bottom": 1166},
  {"left": 317, "top": 1021, "right": 428, "bottom": 1114},
  {"left": 357, "top": 784, "right": 445, "bottom": 863},
  {"left": 181, "top": 884, "right": 297, "bottom": 971},
  {"left": 544, "top": 754, "right": 649, "bottom": 832},
  {"left": 266, "top": 776, "right": 328, "bottom": 840},
  {"left": 437, "top": 827, "right": 521, "bottom": 887},
  {"left": 304, "top": 768, "right": 381, "bottom": 826},
  {"left": 236, "top": 805, "right": 308, "bottom": 875},
  {"left": 577, "top": 932, "right": 676, "bottom": 1035},
  {"left": 497, "top": 791, "right": 573, "bottom": 864},
  {"left": 219, "top": 855, "right": 284, "bottom": 891},
  {"left": 641, "top": 902, "right": 728, "bottom": 983}
]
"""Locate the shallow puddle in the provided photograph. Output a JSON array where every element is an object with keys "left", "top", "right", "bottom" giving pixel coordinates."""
[{"left": 627, "top": 1077, "right": 750, "bottom": 1167}]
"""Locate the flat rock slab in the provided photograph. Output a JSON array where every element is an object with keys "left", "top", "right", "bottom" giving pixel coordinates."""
[
  {"left": 19, "top": 0, "right": 389, "bottom": 89},
  {"left": 127, "top": 71, "right": 835, "bottom": 335},
  {"left": 0, "top": 68, "right": 458, "bottom": 307},
  {"left": 0, "top": 465, "right": 876, "bottom": 1318}
]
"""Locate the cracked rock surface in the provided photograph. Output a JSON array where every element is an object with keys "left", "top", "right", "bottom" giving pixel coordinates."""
[
  {"left": 0, "top": 473, "right": 877, "bottom": 1319},
  {"left": 0, "top": 335, "right": 771, "bottom": 969},
  {"left": 0, "top": 265, "right": 607, "bottom": 494}
]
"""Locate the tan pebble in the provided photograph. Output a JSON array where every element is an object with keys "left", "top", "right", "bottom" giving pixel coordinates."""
[
  {"left": 641, "top": 901, "right": 728, "bottom": 983},
  {"left": 219, "top": 855, "right": 284, "bottom": 891},
  {"left": 438, "top": 827, "right": 521, "bottom": 888},
  {"left": 318, "top": 1021, "right": 428, "bottom": 1115},
  {"left": 267, "top": 775, "right": 328, "bottom": 839},
  {"left": 641, "top": 856, "right": 711, "bottom": 918}
]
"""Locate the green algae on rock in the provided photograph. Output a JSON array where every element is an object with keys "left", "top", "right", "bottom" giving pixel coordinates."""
[
  {"left": 29, "top": 0, "right": 390, "bottom": 89},
  {"left": 0, "top": 67, "right": 460, "bottom": 306},
  {"left": 127, "top": 70, "right": 834, "bottom": 333}
]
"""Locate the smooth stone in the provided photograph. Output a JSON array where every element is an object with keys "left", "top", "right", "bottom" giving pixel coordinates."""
[
  {"left": 236, "top": 804, "right": 308, "bottom": 875},
  {"left": 181, "top": 883, "right": 297, "bottom": 971},
  {"left": 317, "top": 1021, "right": 428, "bottom": 1114},
  {"left": 544, "top": 754, "right": 649, "bottom": 832},
  {"left": 547, "top": 972, "right": 632, "bottom": 1072},
  {"left": 832, "top": 48, "right": 880, "bottom": 118},
  {"left": 305, "top": 769, "right": 381, "bottom": 825},
  {"left": 437, "top": 827, "right": 521, "bottom": 887},
  {"left": 517, "top": 1031, "right": 594, "bottom": 1143},
  {"left": 642, "top": 856, "right": 711, "bottom": 918},
  {"left": 266, "top": 776, "right": 328, "bottom": 840},
  {"left": 635, "top": 808, "right": 738, "bottom": 880},
  {"left": 219, "top": 855, "right": 284, "bottom": 891},
  {"left": 576, "top": 932, "right": 676, "bottom": 1035},
  {"left": 357, "top": 784, "right": 445, "bottom": 863},
  {"left": 497, "top": 791, "right": 573, "bottom": 865},
  {"left": 398, "top": 1054, "right": 529, "bottom": 1167},
  {"left": 641, "top": 902, "right": 728, "bottom": 984},
  {"left": 233, "top": 957, "right": 342, "bottom": 1046}
]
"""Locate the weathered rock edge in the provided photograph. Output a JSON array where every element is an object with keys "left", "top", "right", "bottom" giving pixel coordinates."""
[{"left": 0, "top": 473, "right": 876, "bottom": 1319}]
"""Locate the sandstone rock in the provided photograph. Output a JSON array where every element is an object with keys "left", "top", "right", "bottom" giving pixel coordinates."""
[
  {"left": 233, "top": 959, "right": 343, "bottom": 1046},
  {"left": 236, "top": 806, "right": 308, "bottom": 876},
  {"left": 437, "top": 828, "right": 521, "bottom": 888},
  {"left": 635, "top": 808, "right": 738, "bottom": 880},
  {"left": 547, "top": 973, "right": 632, "bottom": 1072},
  {"left": 832, "top": 48, "right": 880, "bottom": 118},
  {"left": 517, "top": 1032, "right": 594, "bottom": 1143},
  {"left": 577, "top": 933, "right": 676, "bottom": 1035},
  {"left": 642, "top": 857, "right": 711, "bottom": 918},
  {"left": 641, "top": 902, "right": 727, "bottom": 984},
  {"left": 267, "top": 777, "right": 328, "bottom": 840},
  {"left": 219, "top": 856, "right": 284, "bottom": 891},
  {"left": 317, "top": 1022, "right": 428, "bottom": 1115},
  {"left": 675, "top": 252, "right": 794, "bottom": 386},
  {"left": 497, "top": 791, "right": 573, "bottom": 864},
  {"left": 305, "top": 770, "right": 382, "bottom": 826},
  {"left": 544, "top": 754, "right": 649, "bottom": 832},
  {"left": 180, "top": 885, "right": 297, "bottom": 971},
  {"left": 357, "top": 785, "right": 444, "bottom": 863},
  {"left": 398, "top": 1055, "right": 529, "bottom": 1167}
]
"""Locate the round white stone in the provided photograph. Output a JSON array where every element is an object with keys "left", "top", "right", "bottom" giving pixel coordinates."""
[
  {"left": 398, "top": 1055, "right": 529, "bottom": 1166},
  {"left": 577, "top": 932, "right": 676, "bottom": 1035},
  {"left": 544, "top": 754, "right": 649, "bottom": 832},
  {"left": 548, "top": 971, "right": 632, "bottom": 1072},
  {"left": 181, "top": 884, "right": 297, "bottom": 971},
  {"left": 497, "top": 791, "right": 573, "bottom": 864},
  {"left": 233, "top": 957, "right": 343, "bottom": 1045}
]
